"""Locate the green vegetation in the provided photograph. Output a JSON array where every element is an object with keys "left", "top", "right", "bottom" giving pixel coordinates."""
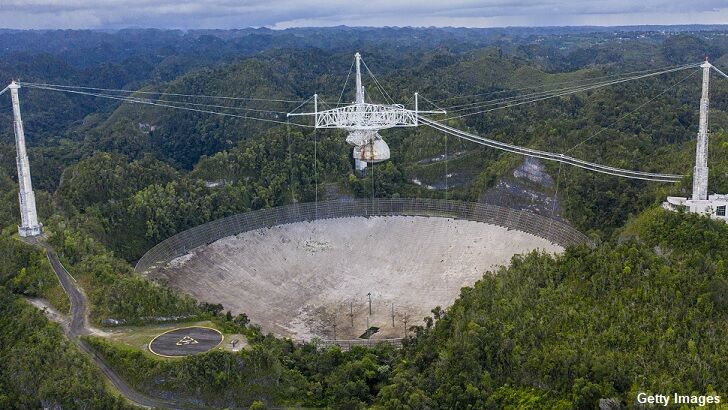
[
  {"left": 2, "top": 27, "right": 728, "bottom": 408},
  {"left": 4, "top": 28, "right": 727, "bottom": 260},
  {"left": 45, "top": 217, "right": 202, "bottom": 325},
  {"left": 0, "top": 235, "right": 68, "bottom": 313},
  {"left": 85, "top": 325, "right": 401, "bottom": 409},
  {"left": 375, "top": 209, "right": 728, "bottom": 408},
  {"left": 85, "top": 336, "right": 289, "bottom": 407},
  {"left": 81, "top": 208, "right": 728, "bottom": 408},
  {"left": 0, "top": 287, "right": 130, "bottom": 408}
]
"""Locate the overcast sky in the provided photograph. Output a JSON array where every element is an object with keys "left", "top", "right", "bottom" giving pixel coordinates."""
[{"left": 1, "top": 0, "right": 727, "bottom": 30}]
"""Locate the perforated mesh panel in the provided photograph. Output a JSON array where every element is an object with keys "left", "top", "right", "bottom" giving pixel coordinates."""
[{"left": 135, "top": 198, "right": 590, "bottom": 276}]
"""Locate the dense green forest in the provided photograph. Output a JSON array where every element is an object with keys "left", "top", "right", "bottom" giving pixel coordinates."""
[
  {"left": 1, "top": 26, "right": 728, "bottom": 408},
  {"left": 82, "top": 209, "right": 728, "bottom": 408},
  {"left": 0, "top": 239, "right": 130, "bottom": 408}
]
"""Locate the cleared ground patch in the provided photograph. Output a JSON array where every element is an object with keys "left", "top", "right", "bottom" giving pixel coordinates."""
[
  {"left": 102, "top": 320, "right": 247, "bottom": 358},
  {"left": 153, "top": 215, "right": 562, "bottom": 341}
]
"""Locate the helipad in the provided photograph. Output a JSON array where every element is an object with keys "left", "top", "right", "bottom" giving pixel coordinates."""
[{"left": 148, "top": 326, "right": 223, "bottom": 357}]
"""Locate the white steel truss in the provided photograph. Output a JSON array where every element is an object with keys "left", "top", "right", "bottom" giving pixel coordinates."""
[
  {"left": 288, "top": 53, "right": 444, "bottom": 165},
  {"left": 314, "top": 102, "right": 419, "bottom": 130},
  {"left": 288, "top": 53, "right": 444, "bottom": 133}
]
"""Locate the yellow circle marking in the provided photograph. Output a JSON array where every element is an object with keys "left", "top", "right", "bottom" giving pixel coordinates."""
[{"left": 148, "top": 326, "right": 224, "bottom": 358}]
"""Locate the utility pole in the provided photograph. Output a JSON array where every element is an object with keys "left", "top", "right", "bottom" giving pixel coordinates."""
[
  {"left": 693, "top": 58, "right": 711, "bottom": 201},
  {"left": 332, "top": 322, "right": 337, "bottom": 340},
  {"left": 391, "top": 303, "right": 395, "bottom": 327},
  {"left": 349, "top": 301, "right": 354, "bottom": 327},
  {"left": 8, "top": 81, "right": 42, "bottom": 237},
  {"left": 367, "top": 292, "right": 372, "bottom": 315},
  {"left": 402, "top": 313, "right": 409, "bottom": 338}
]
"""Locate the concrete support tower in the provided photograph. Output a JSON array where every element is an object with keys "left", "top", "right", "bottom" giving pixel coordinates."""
[
  {"left": 661, "top": 59, "right": 728, "bottom": 221},
  {"left": 692, "top": 60, "right": 711, "bottom": 201},
  {"left": 355, "top": 52, "right": 364, "bottom": 105},
  {"left": 9, "top": 81, "right": 42, "bottom": 237},
  {"left": 353, "top": 53, "right": 368, "bottom": 172}
]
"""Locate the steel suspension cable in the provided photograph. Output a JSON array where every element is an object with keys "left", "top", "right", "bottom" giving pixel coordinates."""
[
  {"left": 17, "top": 81, "right": 306, "bottom": 103},
  {"left": 289, "top": 95, "right": 315, "bottom": 114},
  {"left": 338, "top": 59, "right": 356, "bottom": 105},
  {"left": 565, "top": 69, "right": 699, "bottom": 154},
  {"left": 125, "top": 98, "right": 289, "bottom": 114},
  {"left": 418, "top": 94, "right": 446, "bottom": 112},
  {"left": 448, "top": 63, "right": 698, "bottom": 113},
  {"left": 546, "top": 160, "right": 564, "bottom": 243},
  {"left": 438, "top": 64, "right": 699, "bottom": 117},
  {"left": 413, "top": 64, "right": 697, "bottom": 182},
  {"left": 418, "top": 116, "right": 683, "bottom": 182},
  {"left": 314, "top": 129, "right": 318, "bottom": 219},
  {"left": 22, "top": 83, "right": 313, "bottom": 128},
  {"left": 431, "top": 62, "right": 698, "bottom": 105},
  {"left": 361, "top": 58, "right": 395, "bottom": 105},
  {"left": 712, "top": 65, "right": 728, "bottom": 80},
  {"left": 442, "top": 74, "right": 646, "bottom": 112},
  {"left": 287, "top": 117, "right": 296, "bottom": 203}
]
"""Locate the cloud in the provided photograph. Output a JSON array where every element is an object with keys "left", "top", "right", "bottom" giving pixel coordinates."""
[{"left": 0, "top": 0, "right": 726, "bottom": 29}]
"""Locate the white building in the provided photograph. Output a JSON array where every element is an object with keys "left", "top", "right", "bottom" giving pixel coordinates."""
[
  {"left": 663, "top": 59, "right": 728, "bottom": 222},
  {"left": 664, "top": 194, "right": 728, "bottom": 221}
]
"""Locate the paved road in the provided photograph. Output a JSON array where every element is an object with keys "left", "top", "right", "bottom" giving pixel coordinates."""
[
  {"left": 44, "top": 249, "right": 88, "bottom": 336},
  {"left": 36, "top": 240, "right": 184, "bottom": 409}
]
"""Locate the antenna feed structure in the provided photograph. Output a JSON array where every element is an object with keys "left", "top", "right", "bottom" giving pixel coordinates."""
[{"left": 287, "top": 53, "right": 444, "bottom": 169}]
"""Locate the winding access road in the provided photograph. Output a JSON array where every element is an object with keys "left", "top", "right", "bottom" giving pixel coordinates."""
[{"left": 35, "top": 240, "right": 183, "bottom": 409}]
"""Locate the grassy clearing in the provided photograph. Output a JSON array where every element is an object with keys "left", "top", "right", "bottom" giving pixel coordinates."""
[{"left": 103, "top": 320, "right": 247, "bottom": 359}]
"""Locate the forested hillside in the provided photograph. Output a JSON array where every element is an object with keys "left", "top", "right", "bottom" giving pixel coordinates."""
[
  {"left": 0, "top": 239, "right": 130, "bottom": 408},
  {"left": 81, "top": 209, "right": 728, "bottom": 408},
  {"left": 374, "top": 209, "right": 728, "bottom": 408},
  {"left": 2, "top": 28, "right": 726, "bottom": 252},
  {"left": 1, "top": 26, "right": 728, "bottom": 408}
]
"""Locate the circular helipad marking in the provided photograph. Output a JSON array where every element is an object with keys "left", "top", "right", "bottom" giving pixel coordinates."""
[{"left": 149, "top": 326, "right": 223, "bottom": 357}]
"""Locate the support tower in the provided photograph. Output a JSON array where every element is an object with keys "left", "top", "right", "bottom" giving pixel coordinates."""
[
  {"left": 9, "top": 81, "right": 42, "bottom": 237},
  {"left": 692, "top": 60, "right": 711, "bottom": 200},
  {"left": 664, "top": 58, "right": 728, "bottom": 221}
]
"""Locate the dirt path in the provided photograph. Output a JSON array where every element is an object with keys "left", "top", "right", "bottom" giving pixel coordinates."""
[
  {"left": 32, "top": 239, "right": 184, "bottom": 409},
  {"left": 44, "top": 249, "right": 88, "bottom": 336}
]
